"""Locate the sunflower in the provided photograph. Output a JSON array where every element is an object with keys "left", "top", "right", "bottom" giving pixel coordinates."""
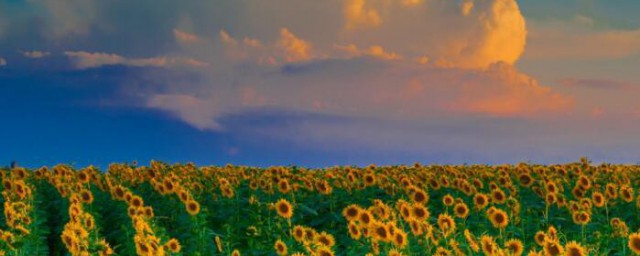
[
  {"left": 578, "top": 175, "right": 591, "bottom": 189},
  {"left": 315, "top": 232, "right": 335, "bottom": 247},
  {"left": 342, "top": 205, "right": 360, "bottom": 222},
  {"left": 491, "top": 189, "right": 506, "bottom": 204},
  {"left": 572, "top": 211, "right": 590, "bottom": 225},
  {"left": 464, "top": 229, "right": 479, "bottom": 252},
  {"left": 388, "top": 248, "right": 404, "bottom": 256},
  {"left": 231, "top": 249, "right": 241, "bottom": 256},
  {"left": 437, "top": 213, "right": 456, "bottom": 237},
  {"left": 621, "top": 186, "right": 634, "bottom": 203},
  {"left": 399, "top": 202, "right": 412, "bottom": 220},
  {"left": 504, "top": 239, "right": 524, "bottom": 256},
  {"left": 592, "top": 192, "right": 605, "bottom": 207},
  {"left": 392, "top": 229, "right": 408, "bottom": 249},
  {"left": 629, "top": 232, "right": 640, "bottom": 255},
  {"left": 547, "top": 226, "right": 558, "bottom": 241},
  {"left": 545, "top": 193, "right": 557, "bottom": 205},
  {"left": 442, "top": 194, "right": 455, "bottom": 206},
  {"left": 292, "top": 225, "right": 305, "bottom": 242},
  {"left": 545, "top": 181, "right": 558, "bottom": 194},
  {"left": 434, "top": 247, "right": 453, "bottom": 256},
  {"left": 274, "top": 239, "right": 288, "bottom": 256},
  {"left": 278, "top": 179, "right": 290, "bottom": 194},
  {"left": 408, "top": 219, "right": 423, "bottom": 236},
  {"left": 164, "top": 238, "right": 181, "bottom": 253},
  {"left": 518, "top": 173, "right": 534, "bottom": 187},
  {"left": 572, "top": 186, "right": 586, "bottom": 199},
  {"left": 411, "top": 203, "right": 430, "bottom": 221},
  {"left": 412, "top": 189, "right": 429, "bottom": 204},
  {"left": 453, "top": 202, "right": 469, "bottom": 218},
  {"left": 178, "top": 189, "right": 189, "bottom": 202},
  {"left": 130, "top": 196, "right": 144, "bottom": 208},
  {"left": 473, "top": 193, "right": 489, "bottom": 210},
  {"left": 480, "top": 235, "right": 497, "bottom": 256},
  {"left": 185, "top": 200, "right": 201, "bottom": 216},
  {"left": 488, "top": 209, "right": 509, "bottom": 229},
  {"left": 347, "top": 221, "right": 361, "bottom": 240},
  {"left": 606, "top": 183, "right": 618, "bottom": 199},
  {"left": 77, "top": 171, "right": 90, "bottom": 183},
  {"left": 363, "top": 173, "right": 376, "bottom": 186},
  {"left": 358, "top": 209, "right": 373, "bottom": 226},
  {"left": 162, "top": 179, "right": 176, "bottom": 194},
  {"left": 275, "top": 199, "right": 293, "bottom": 219},
  {"left": 371, "top": 221, "right": 390, "bottom": 242},
  {"left": 543, "top": 238, "right": 564, "bottom": 256},
  {"left": 316, "top": 180, "right": 333, "bottom": 195},
  {"left": 564, "top": 241, "right": 587, "bottom": 256},
  {"left": 316, "top": 246, "right": 335, "bottom": 256}
]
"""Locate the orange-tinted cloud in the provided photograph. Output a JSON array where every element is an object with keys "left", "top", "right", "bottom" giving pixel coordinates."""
[
  {"left": 277, "top": 28, "right": 312, "bottom": 62},
  {"left": 334, "top": 44, "right": 401, "bottom": 60},
  {"left": 448, "top": 63, "right": 572, "bottom": 117},
  {"left": 344, "top": 0, "right": 382, "bottom": 30}
]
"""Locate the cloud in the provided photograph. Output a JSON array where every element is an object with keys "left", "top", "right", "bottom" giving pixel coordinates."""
[
  {"left": 525, "top": 18, "right": 640, "bottom": 60},
  {"left": 121, "top": 0, "right": 566, "bottom": 131},
  {"left": 218, "top": 28, "right": 312, "bottom": 65},
  {"left": 460, "top": 0, "right": 475, "bottom": 16},
  {"left": 0, "top": 57, "right": 6, "bottom": 66},
  {"left": 21, "top": 51, "right": 51, "bottom": 58},
  {"left": 559, "top": 78, "right": 634, "bottom": 90},
  {"left": 277, "top": 28, "right": 313, "bottom": 62},
  {"left": 344, "top": 0, "right": 382, "bottom": 30},
  {"left": 147, "top": 94, "right": 222, "bottom": 130},
  {"left": 140, "top": 57, "right": 571, "bottom": 131},
  {"left": 64, "top": 51, "right": 209, "bottom": 69},
  {"left": 28, "top": 0, "right": 98, "bottom": 38},
  {"left": 173, "top": 29, "right": 200, "bottom": 44},
  {"left": 338, "top": 0, "right": 528, "bottom": 69},
  {"left": 335, "top": 44, "right": 402, "bottom": 60}
]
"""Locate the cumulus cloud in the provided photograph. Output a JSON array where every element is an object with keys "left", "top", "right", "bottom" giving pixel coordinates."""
[
  {"left": 338, "top": 0, "right": 528, "bottom": 69},
  {"left": 65, "top": 51, "right": 209, "bottom": 69},
  {"left": 276, "top": 28, "right": 313, "bottom": 62},
  {"left": 139, "top": 57, "right": 571, "bottom": 131},
  {"left": 218, "top": 29, "right": 313, "bottom": 65},
  {"left": 126, "top": 0, "right": 569, "bottom": 131},
  {"left": 22, "top": 51, "right": 51, "bottom": 58},
  {"left": 344, "top": 0, "right": 382, "bottom": 30}
]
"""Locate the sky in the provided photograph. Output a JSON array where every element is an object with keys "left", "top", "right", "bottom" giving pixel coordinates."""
[{"left": 1, "top": 0, "right": 640, "bottom": 168}]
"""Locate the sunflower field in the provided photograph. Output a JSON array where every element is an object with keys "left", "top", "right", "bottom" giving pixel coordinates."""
[{"left": 1, "top": 158, "right": 640, "bottom": 255}]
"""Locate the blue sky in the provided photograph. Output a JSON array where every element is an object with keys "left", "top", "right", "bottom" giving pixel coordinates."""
[{"left": 1, "top": 0, "right": 640, "bottom": 169}]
